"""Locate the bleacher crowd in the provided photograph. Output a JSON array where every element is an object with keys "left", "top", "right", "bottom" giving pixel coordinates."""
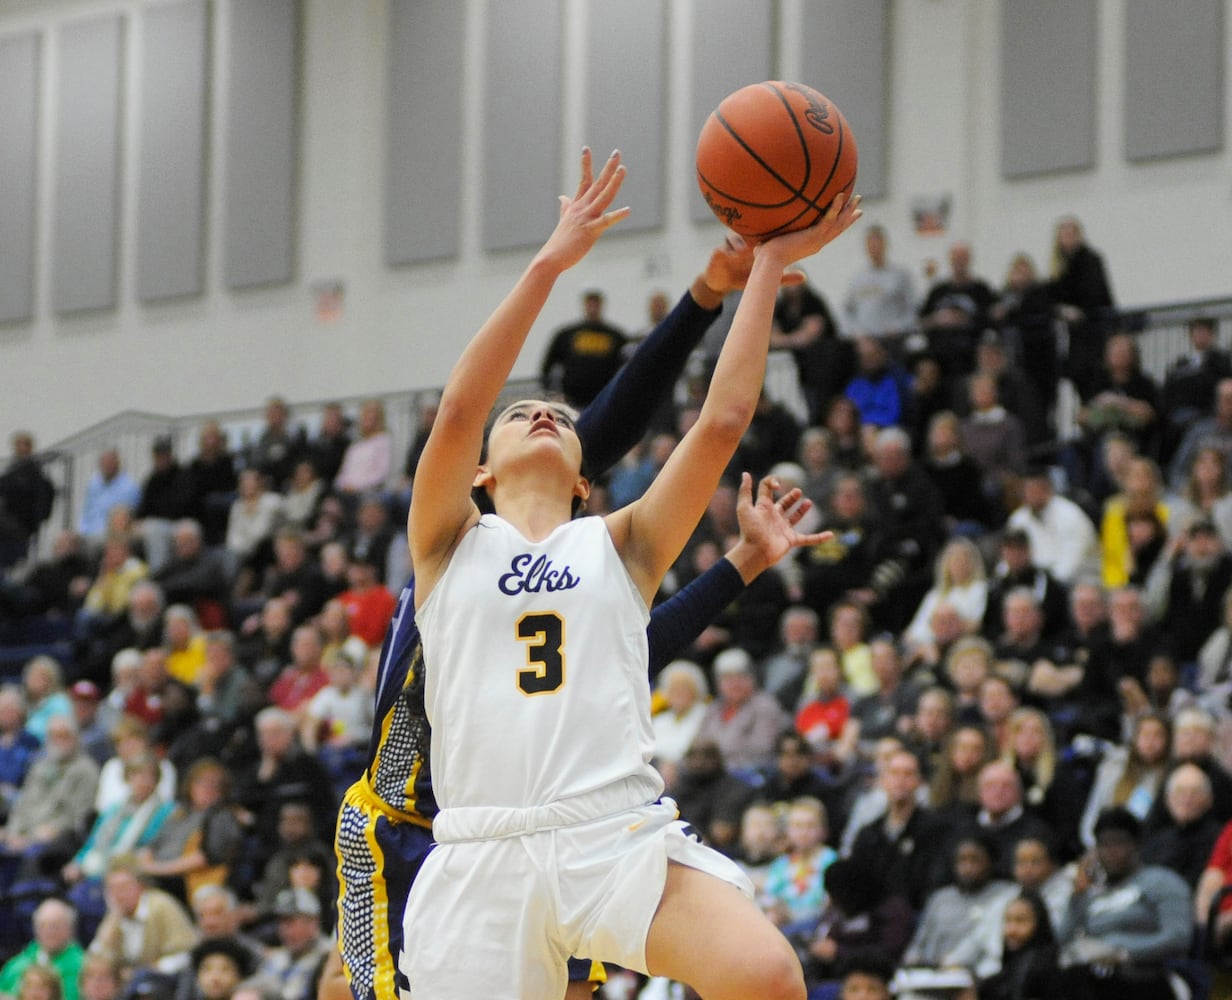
[{"left": 1, "top": 217, "right": 1232, "bottom": 1000}]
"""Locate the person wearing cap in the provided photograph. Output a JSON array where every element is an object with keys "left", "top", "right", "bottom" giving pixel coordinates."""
[
  {"left": 540, "top": 288, "right": 630, "bottom": 408},
  {"left": 255, "top": 889, "right": 331, "bottom": 1000},
  {"left": 1057, "top": 806, "right": 1192, "bottom": 1000},
  {"left": 982, "top": 529, "right": 1069, "bottom": 641},
  {"left": 692, "top": 646, "right": 791, "bottom": 773},
  {"left": 69, "top": 680, "right": 112, "bottom": 767}
]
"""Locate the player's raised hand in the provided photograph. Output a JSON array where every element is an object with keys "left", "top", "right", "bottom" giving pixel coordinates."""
[{"left": 539, "top": 148, "right": 631, "bottom": 272}]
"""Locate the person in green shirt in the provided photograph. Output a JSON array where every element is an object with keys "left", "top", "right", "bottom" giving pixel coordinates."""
[{"left": 0, "top": 898, "right": 84, "bottom": 1000}]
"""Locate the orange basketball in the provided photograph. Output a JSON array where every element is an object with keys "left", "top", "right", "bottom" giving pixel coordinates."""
[{"left": 696, "top": 81, "right": 858, "bottom": 240}]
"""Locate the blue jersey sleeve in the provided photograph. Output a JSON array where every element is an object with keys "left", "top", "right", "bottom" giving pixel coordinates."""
[{"left": 646, "top": 557, "right": 745, "bottom": 679}]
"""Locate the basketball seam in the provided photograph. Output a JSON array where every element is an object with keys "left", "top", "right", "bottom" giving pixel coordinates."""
[{"left": 750, "top": 114, "right": 849, "bottom": 238}]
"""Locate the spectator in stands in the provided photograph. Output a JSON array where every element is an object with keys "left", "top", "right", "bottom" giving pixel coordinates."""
[
  {"left": 1170, "top": 377, "right": 1232, "bottom": 492},
  {"left": 163, "top": 605, "right": 206, "bottom": 688},
  {"left": 134, "top": 438, "right": 193, "bottom": 575},
  {"left": 298, "top": 646, "right": 371, "bottom": 797},
  {"left": 21, "top": 655, "right": 71, "bottom": 743},
  {"left": 1100, "top": 457, "right": 1173, "bottom": 588},
  {"left": 842, "top": 224, "right": 917, "bottom": 346},
  {"left": 0, "top": 899, "right": 84, "bottom": 1000},
  {"left": 400, "top": 395, "right": 438, "bottom": 491},
  {"left": 1079, "top": 333, "right": 1159, "bottom": 464},
  {"left": 796, "top": 427, "right": 839, "bottom": 513},
  {"left": 902, "top": 833, "right": 1015, "bottom": 969},
  {"left": 650, "top": 660, "right": 710, "bottom": 787},
  {"left": 1, "top": 530, "right": 92, "bottom": 621},
  {"left": 849, "top": 638, "right": 920, "bottom": 746},
  {"left": 82, "top": 583, "right": 165, "bottom": 688},
  {"left": 88, "top": 855, "right": 199, "bottom": 979},
  {"left": 232, "top": 707, "right": 336, "bottom": 856},
  {"left": 0, "top": 713, "right": 99, "bottom": 883},
  {"left": 1140, "top": 762, "right": 1222, "bottom": 888},
  {"left": 960, "top": 374, "right": 1027, "bottom": 509},
  {"left": 978, "top": 675, "right": 1020, "bottom": 757},
  {"left": 334, "top": 553, "right": 394, "bottom": 648},
  {"left": 244, "top": 801, "right": 335, "bottom": 934},
  {"left": 306, "top": 403, "right": 350, "bottom": 486},
  {"left": 924, "top": 411, "right": 996, "bottom": 536},
  {"left": 1078, "top": 710, "right": 1170, "bottom": 850},
  {"left": 797, "top": 474, "right": 883, "bottom": 624},
  {"left": 929, "top": 722, "right": 995, "bottom": 825},
  {"left": 255, "top": 888, "right": 333, "bottom": 1000},
  {"left": 692, "top": 646, "right": 790, "bottom": 772},
  {"left": 828, "top": 601, "right": 877, "bottom": 698},
  {"left": 151, "top": 520, "right": 230, "bottom": 620},
  {"left": 187, "top": 937, "right": 256, "bottom": 1000},
  {"left": 1079, "top": 587, "right": 1167, "bottom": 740},
  {"left": 990, "top": 253, "right": 1057, "bottom": 422},
  {"left": 0, "top": 431, "right": 55, "bottom": 570},
  {"left": 802, "top": 860, "right": 914, "bottom": 988},
  {"left": 1168, "top": 444, "right": 1232, "bottom": 547},
  {"left": 917, "top": 241, "right": 995, "bottom": 378},
  {"left": 970, "top": 331, "right": 1049, "bottom": 450},
  {"left": 136, "top": 757, "right": 242, "bottom": 907},
  {"left": 123, "top": 648, "right": 172, "bottom": 730},
  {"left": 1194, "top": 814, "right": 1232, "bottom": 952},
  {"left": 757, "top": 730, "right": 843, "bottom": 822},
  {"left": 1006, "top": 467, "right": 1100, "bottom": 586},
  {"left": 184, "top": 422, "right": 237, "bottom": 548},
  {"left": 539, "top": 288, "right": 629, "bottom": 408},
  {"left": 1049, "top": 216, "right": 1115, "bottom": 400},
  {"left": 904, "top": 538, "right": 988, "bottom": 666},
  {"left": 226, "top": 470, "right": 284, "bottom": 594},
  {"left": 78, "top": 450, "right": 141, "bottom": 546},
  {"left": 983, "top": 530, "right": 1068, "bottom": 641},
  {"left": 848, "top": 748, "right": 948, "bottom": 911},
  {"left": 866, "top": 427, "right": 948, "bottom": 631},
  {"left": 266, "top": 626, "right": 329, "bottom": 721},
  {"left": 1056, "top": 807, "right": 1191, "bottom": 1000},
  {"left": 1196, "top": 587, "right": 1232, "bottom": 698},
  {"left": 0, "top": 686, "right": 40, "bottom": 825},
  {"left": 333, "top": 399, "right": 391, "bottom": 498},
  {"left": 343, "top": 495, "right": 394, "bottom": 586},
  {"left": 771, "top": 277, "right": 851, "bottom": 425},
  {"left": 670, "top": 738, "right": 758, "bottom": 855},
  {"left": 279, "top": 461, "right": 325, "bottom": 533},
  {"left": 760, "top": 606, "right": 820, "bottom": 711},
  {"left": 992, "top": 589, "right": 1063, "bottom": 699},
  {"left": 1162, "top": 317, "right": 1230, "bottom": 455},
  {"left": 966, "top": 761, "right": 1054, "bottom": 880},
  {"left": 822, "top": 396, "right": 867, "bottom": 471},
  {"left": 1003, "top": 707, "right": 1085, "bottom": 852},
  {"left": 193, "top": 631, "right": 264, "bottom": 751},
  {"left": 844, "top": 336, "right": 907, "bottom": 431},
  {"left": 245, "top": 529, "right": 329, "bottom": 629},
  {"left": 69, "top": 681, "right": 110, "bottom": 766},
  {"left": 793, "top": 647, "right": 856, "bottom": 770},
  {"left": 80, "top": 533, "right": 147, "bottom": 634},
  {"left": 904, "top": 350, "right": 952, "bottom": 453},
  {"left": 190, "top": 886, "right": 264, "bottom": 966},
  {"left": 733, "top": 803, "right": 783, "bottom": 900},
  {"left": 246, "top": 397, "right": 306, "bottom": 493},
  {"left": 943, "top": 638, "right": 995, "bottom": 724},
  {"left": 1159, "top": 707, "right": 1232, "bottom": 823},
  {"left": 903, "top": 687, "right": 956, "bottom": 780},
  {"left": 734, "top": 390, "right": 802, "bottom": 479},
  {"left": 1154, "top": 517, "right": 1232, "bottom": 664},
  {"left": 94, "top": 715, "right": 176, "bottom": 814},
  {"left": 761, "top": 796, "right": 837, "bottom": 935},
  {"left": 235, "top": 597, "right": 293, "bottom": 691}
]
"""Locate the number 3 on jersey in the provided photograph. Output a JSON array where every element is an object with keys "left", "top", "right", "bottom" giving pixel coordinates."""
[{"left": 516, "top": 612, "right": 565, "bottom": 695}]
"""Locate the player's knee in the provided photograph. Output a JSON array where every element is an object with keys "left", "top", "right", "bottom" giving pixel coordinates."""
[{"left": 756, "top": 936, "right": 806, "bottom": 1000}]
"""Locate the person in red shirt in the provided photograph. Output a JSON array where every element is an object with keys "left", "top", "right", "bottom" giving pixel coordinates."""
[
  {"left": 335, "top": 554, "right": 396, "bottom": 648},
  {"left": 794, "top": 646, "right": 853, "bottom": 772},
  {"left": 267, "top": 624, "right": 330, "bottom": 721}
]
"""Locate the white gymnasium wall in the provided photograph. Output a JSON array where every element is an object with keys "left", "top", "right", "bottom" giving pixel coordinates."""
[{"left": 1, "top": 0, "right": 1230, "bottom": 449}]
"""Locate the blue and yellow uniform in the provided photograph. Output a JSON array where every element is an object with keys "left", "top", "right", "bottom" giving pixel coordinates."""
[{"left": 335, "top": 290, "right": 750, "bottom": 1000}]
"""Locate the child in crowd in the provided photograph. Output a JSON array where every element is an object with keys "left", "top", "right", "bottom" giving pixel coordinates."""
[{"left": 762, "top": 797, "right": 837, "bottom": 934}]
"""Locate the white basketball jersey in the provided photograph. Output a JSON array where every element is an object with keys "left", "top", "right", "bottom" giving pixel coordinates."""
[{"left": 416, "top": 514, "right": 663, "bottom": 812}]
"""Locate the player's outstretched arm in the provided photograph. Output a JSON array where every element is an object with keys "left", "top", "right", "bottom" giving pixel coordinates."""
[
  {"left": 611, "top": 194, "right": 861, "bottom": 603},
  {"left": 409, "top": 149, "right": 628, "bottom": 593},
  {"left": 646, "top": 472, "right": 830, "bottom": 677}
]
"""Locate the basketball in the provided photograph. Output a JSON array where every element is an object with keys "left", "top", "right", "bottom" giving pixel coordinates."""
[{"left": 696, "top": 81, "right": 858, "bottom": 240}]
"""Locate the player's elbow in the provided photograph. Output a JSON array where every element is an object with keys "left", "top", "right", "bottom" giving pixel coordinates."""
[{"left": 700, "top": 399, "right": 757, "bottom": 446}]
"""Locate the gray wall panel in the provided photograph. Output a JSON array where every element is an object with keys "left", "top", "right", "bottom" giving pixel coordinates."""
[
  {"left": 1001, "top": 0, "right": 1097, "bottom": 177},
  {"left": 137, "top": 0, "right": 209, "bottom": 301},
  {"left": 481, "top": 0, "right": 562, "bottom": 252},
  {"left": 386, "top": 0, "right": 465, "bottom": 265},
  {"left": 799, "top": 1, "right": 889, "bottom": 200},
  {"left": 223, "top": 0, "right": 299, "bottom": 289},
  {"left": 0, "top": 33, "right": 39, "bottom": 324},
  {"left": 52, "top": 15, "right": 123, "bottom": 314},
  {"left": 584, "top": 0, "right": 666, "bottom": 232},
  {"left": 1125, "top": 0, "right": 1224, "bottom": 161},
  {"left": 689, "top": 0, "right": 774, "bottom": 223}
]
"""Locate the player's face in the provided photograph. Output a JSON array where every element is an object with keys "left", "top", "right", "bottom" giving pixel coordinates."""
[{"left": 488, "top": 399, "right": 584, "bottom": 478}]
